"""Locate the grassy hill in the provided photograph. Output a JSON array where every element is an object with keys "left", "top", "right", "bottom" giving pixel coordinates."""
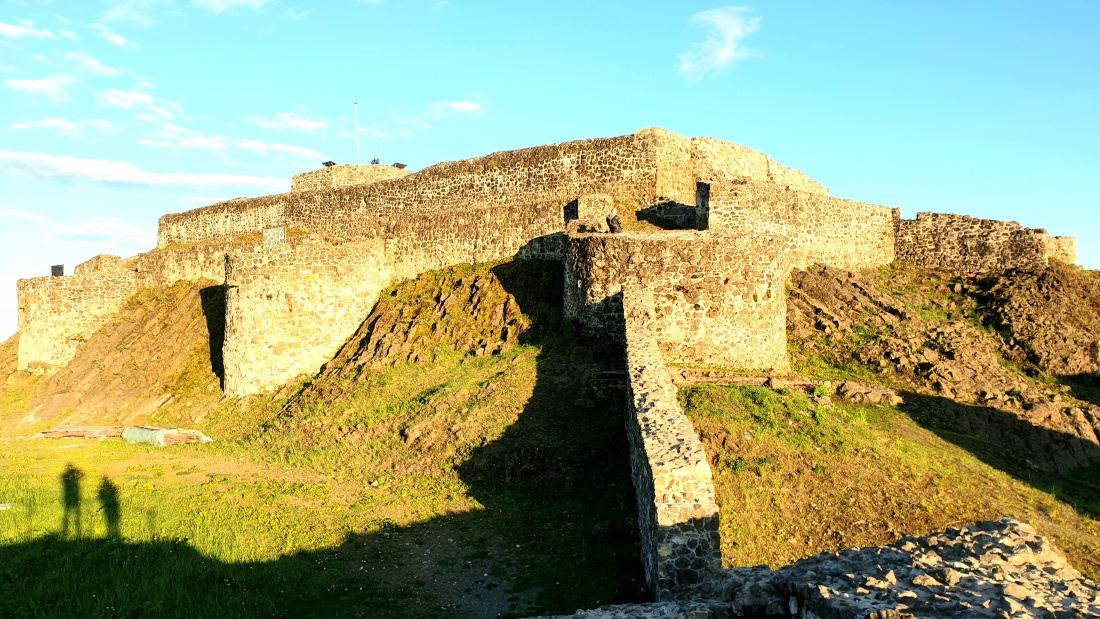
[{"left": 1, "top": 259, "right": 1098, "bottom": 616}]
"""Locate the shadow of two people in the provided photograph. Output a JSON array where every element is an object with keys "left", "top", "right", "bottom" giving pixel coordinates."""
[{"left": 60, "top": 464, "right": 122, "bottom": 540}]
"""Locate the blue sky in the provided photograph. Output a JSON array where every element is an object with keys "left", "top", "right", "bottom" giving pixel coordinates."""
[{"left": 1, "top": 1, "right": 1098, "bottom": 338}]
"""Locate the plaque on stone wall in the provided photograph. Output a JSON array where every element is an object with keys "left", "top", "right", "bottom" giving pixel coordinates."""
[
  {"left": 50, "top": 265, "right": 64, "bottom": 277},
  {"left": 263, "top": 226, "right": 287, "bottom": 250}
]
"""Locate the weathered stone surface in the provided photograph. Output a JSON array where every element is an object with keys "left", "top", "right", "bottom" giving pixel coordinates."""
[
  {"left": 622, "top": 286, "right": 722, "bottom": 600},
  {"left": 895, "top": 212, "right": 1076, "bottom": 273},
  {"left": 291, "top": 163, "right": 410, "bottom": 193}
]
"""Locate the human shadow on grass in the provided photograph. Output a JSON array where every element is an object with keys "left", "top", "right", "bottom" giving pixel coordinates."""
[
  {"left": 899, "top": 391, "right": 1100, "bottom": 516},
  {"left": 0, "top": 261, "right": 647, "bottom": 619}
]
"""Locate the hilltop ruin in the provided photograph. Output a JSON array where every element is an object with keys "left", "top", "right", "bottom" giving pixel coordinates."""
[{"left": 14, "top": 127, "right": 1086, "bottom": 607}]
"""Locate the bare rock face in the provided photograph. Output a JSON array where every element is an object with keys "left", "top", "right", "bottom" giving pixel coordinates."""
[
  {"left": 538, "top": 519, "right": 1100, "bottom": 618},
  {"left": 974, "top": 265, "right": 1100, "bottom": 378},
  {"left": 786, "top": 264, "right": 1100, "bottom": 473}
]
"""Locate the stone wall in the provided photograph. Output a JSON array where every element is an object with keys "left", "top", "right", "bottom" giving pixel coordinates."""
[
  {"left": 291, "top": 164, "right": 411, "bottom": 193},
  {"left": 701, "top": 179, "right": 897, "bottom": 272},
  {"left": 222, "top": 236, "right": 392, "bottom": 397},
  {"left": 73, "top": 254, "right": 123, "bottom": 276},
  {"left": 621, "top": 285, "right": 722, "bottom": 599},
  {"left": 689, "top": 137, "right": 829, "bottom": 196},
  {"left": 156, "top": 128, "right": 824, "bottom": 249},
  {"left": 16, "top": 269, "right": 137, "bottom": 372},
  {"left": 895, "top": 212, "right": 1077, "bottom": 273},
  {"left": 564, "top": 231, "right": 790, "bottom": 373}
]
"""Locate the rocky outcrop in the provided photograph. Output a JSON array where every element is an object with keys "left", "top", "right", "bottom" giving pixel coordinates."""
[
  {"left": 539, "top": 519, "right": 1100, "bottom": 618},
  {"left": 975, "top": 265, "right": 1100, "bottom": 378},
  {"left": 787, "top": 264, "right": 1100, "bottom": 473}
]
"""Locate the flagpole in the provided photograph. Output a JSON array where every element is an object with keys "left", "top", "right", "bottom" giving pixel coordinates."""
[{"left": 354, "top": 102, "right": 360, "bottom": 166}]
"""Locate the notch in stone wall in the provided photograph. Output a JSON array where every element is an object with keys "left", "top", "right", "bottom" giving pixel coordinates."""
[
  {"left": 263, "top": 226, "right": 286, "bottom": 250},
  {"left": 50, "top": 265, "right": 64, "bottom": 277}
]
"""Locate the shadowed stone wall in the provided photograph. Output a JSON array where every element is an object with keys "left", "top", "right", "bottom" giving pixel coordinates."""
[
  {"left": 895, "top": 212, "right": 1077, "bottom": 273},
  {"left": 622, "top": 285, "right": 722, "bottom": 599},
  {"left": 564, "top": 231, "right": 790, "bottom": 373}
]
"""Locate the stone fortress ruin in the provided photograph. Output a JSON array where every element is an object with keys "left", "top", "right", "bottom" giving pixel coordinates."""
[{"left": 16, "top": 128, "right": 1093, "bottom": 616}]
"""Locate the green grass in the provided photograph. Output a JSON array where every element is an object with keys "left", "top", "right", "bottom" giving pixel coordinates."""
[{"left": 681, "top": 384, "right": 1100, "bottom": 579}]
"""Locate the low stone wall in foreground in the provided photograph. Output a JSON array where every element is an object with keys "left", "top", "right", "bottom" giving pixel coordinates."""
[{"left": 621, "top": 286, "right": 722, "bottom": 599}]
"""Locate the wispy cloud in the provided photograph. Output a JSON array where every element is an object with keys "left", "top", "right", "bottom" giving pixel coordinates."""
[
  {"left": 5, "top": 75, "right": 76, "bottom": 102},
  {"left": 248, "top": 109, "right": 328, "bottom": 133},
  {"left": 90, "top": 23, "right": 139, "bottom": 49},
  {"left": 428, "top": 100, "right": 483, "bottom": 118},
  {"left": 59, "top": 29, "right": 79, "bottom": 40},
  {"left": 97, "top": 89, "right": 154, "bottom": 108},
  {"left": 0, "top": 21, "right": 57, "bottom": 39},
  {"left": 11, "top": 117, "right": 84, "bottom": 138},
  {"left": 0, "top": 150, "right": 287, "bottom": 191},
  {"left": 102, "top": 0, "right": 173, "bottom": 27},
  {"left": 679, "top": 6, "right": 761, "bottom": 83},
  {"left": 234, "top": 139, "right": 323, "bottom": 160},
  {"left": 45, "top": 217, "right": 156, "bottom": 247},
  {"left": 137, "top": 123, "right": 231, "bottom": 151},
  {"left": 66, "top": 51, "right": 123, "bottom": 76},
  {"left": 0, "top": 206, "right": 48, "bottom": 222},
  {"left": 193, "top": 0, "right": 271, "bottom": 12}
]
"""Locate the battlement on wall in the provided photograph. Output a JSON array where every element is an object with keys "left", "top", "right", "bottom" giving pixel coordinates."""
[{"left": 291, "top": 164, "right": 411, "bottom": 193}]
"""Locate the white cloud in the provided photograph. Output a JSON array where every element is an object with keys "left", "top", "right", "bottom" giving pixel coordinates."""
[
  {"left": 102, "top": 0, "right": 173, "bottom": 27},
  {"left": 96, "top": 89, "right": 154, "bottom": 108},
  {"left": 45, "top": 217, "right": 156, "bottom": 247},
  {"left": 679, "top": 6, "right": 761, "bottom": 83},
  {"left": 66, "top": 51, "right": 123, "bottom": 76},
  {"left": 234, "top": 139, "right": 322, "bottom": 160},
  {"left": 10, "top": 117, "right": 83, "bottom": 137},
  {"left": 0, "top": 150, "right": 287, "bottom": 191},
  {"left": 0, "top": 21, "right": 57, "bottom": 39},
  {"left": 248, "top": 110, "right": 328, "bottom": 133},
  {"left": 89, "top": 119, "right": 119, "bottom": 133},
  {"left": 429, "top": 100, "right": 483, "bottom": 118},
  {"left": 193, "top": 0, "right": 271, "bottom": 12},
  {"left": 136, "top": 123, "right": 231, "bottom": 151},
  {"left": 59, "top": 29, "right": 79, "bottom": 39},
  {"left": 5, "top": 75, "right": 75, "bottom": 102},
  {"left": 90, "top": 23, "right": 139, "bottom": 49},
  {"left": 0, "top": 206, "right": 48, "bottom": 222}
]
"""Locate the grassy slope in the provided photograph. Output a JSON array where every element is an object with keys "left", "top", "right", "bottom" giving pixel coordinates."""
[
  {"left": 0, "top": 261, "right": 644, "bottom": 618},
  {"left": 684, "top": 262, "right": 1100, "bottom": 580}
]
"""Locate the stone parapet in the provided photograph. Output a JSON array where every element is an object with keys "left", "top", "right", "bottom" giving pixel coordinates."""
[
  {"left": 291, "top": 164, "right": 411, "bottom": 193},
  {"left": 622, "top": 286, "right": 722, "bottom": 599},
  {"left": 896, "top": 212, "right": 1077, "bottom": 273},
  {"left": 564, "top": 231, "right": 790, "bottom": 373}
]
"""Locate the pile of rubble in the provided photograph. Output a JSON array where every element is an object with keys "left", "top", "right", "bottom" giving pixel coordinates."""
[{"left": 540, "top": 519, "right": 1100, "bottom": 618}]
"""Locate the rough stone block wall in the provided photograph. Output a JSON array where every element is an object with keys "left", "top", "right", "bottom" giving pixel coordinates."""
[
  {"left": 291, "top": 164, "right": 411, "bottom": 193},
  {"left": 222, "top": 236, "right": 392, "bottom": 397},
  {"left": 158, "top": 198, "right": 285, "bottom": 249},
  {"left": 702, "top": 180, "right": 897, "bottom": 272},
  {"left": 895, "top": 212, "right": 1076, "bottom": 273},
  {"left": 1045, "top": 235, "right": 1078, "bottom": 265},
  {"left": 73, "top": 254, "right": 123, "bottom": 276},
  {"left": 622, "top": 285, "right": 722, "bottom": 599},
  {"left": 690, "top": 136, "right": 829, "bottom": 196},
  {"left": 564, "top": 231, "right": 790, "bottom": 373},
  {"left": 16, "top": 270, "right": 138, "bottom": 372}
]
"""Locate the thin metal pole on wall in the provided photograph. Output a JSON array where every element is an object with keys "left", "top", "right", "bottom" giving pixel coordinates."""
[{"left": 354, "top": 102, "right": 360, "bottom": 166}]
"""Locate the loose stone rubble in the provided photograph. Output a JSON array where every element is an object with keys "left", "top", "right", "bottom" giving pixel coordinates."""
[{"left": 538, "top": 519, "right": 1100, "bottom": 618}]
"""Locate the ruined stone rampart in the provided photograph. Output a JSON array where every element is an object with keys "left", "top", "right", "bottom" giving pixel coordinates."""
[
  {"left": 701, "top": 180, "right": 897, "bottom": 272},
  {"left": 690, "top": 137, "right": 828, "bottom": 196},
  {"left": 157, "top": 198, "right": 284, "bottom": 250},
  {"left": 622, "top": 286, "right": 722, "bottom": 598},
  {"left": 223, "top": 236, "right": 392, "bottom": 397},
  {"left": 564, "top": 231, "right": 790, "bottom": 373},
  {"left": 17, "top": 269, "right": 137, "bottom": 372},
  {"left": 895, "top": 212, "right": 1077, "bottom": 273},
  {"left": 291, "top": 164, "right": 410, "bottom": 193}
]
